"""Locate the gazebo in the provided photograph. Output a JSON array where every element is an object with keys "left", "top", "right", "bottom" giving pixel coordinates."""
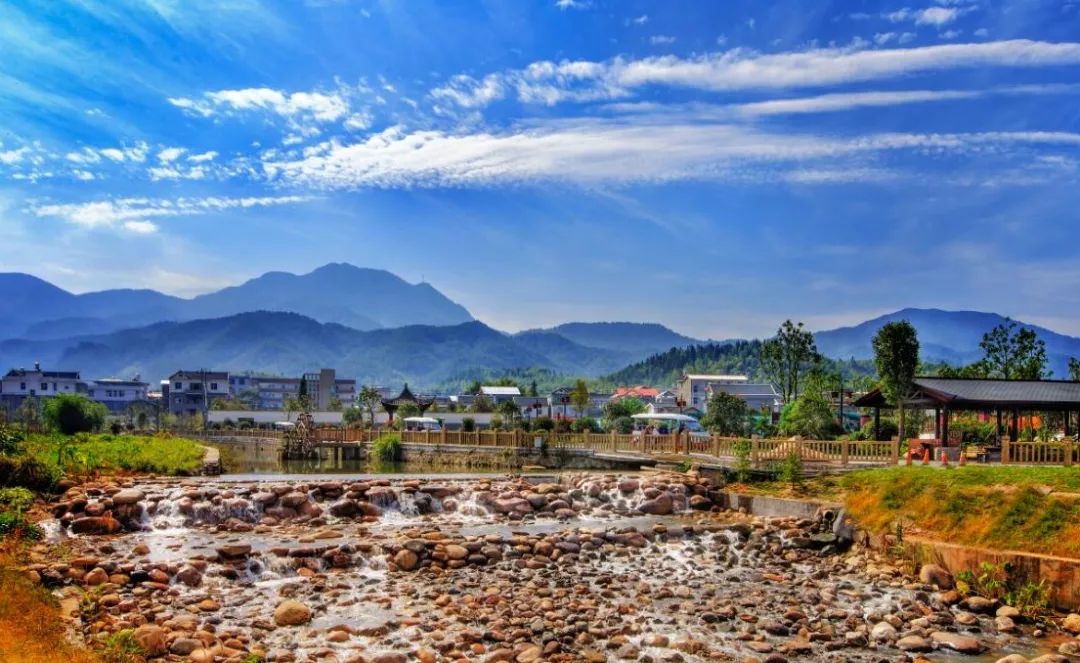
[
  {"left": 380, "top": 383, "right": 435, "bottom": 424},
  {"left": 854, "top": 377, "right": 1080, "bottom": 447}
]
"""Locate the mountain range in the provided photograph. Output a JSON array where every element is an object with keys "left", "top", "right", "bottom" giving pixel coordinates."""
[
  {"left": 1, "top": 264, "right": 1078, "bottom": 387},
  {"left": 0, "top": 263, "right": 472, "bottom": 339}
]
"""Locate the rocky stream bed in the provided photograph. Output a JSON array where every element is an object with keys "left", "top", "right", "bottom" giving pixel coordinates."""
[{"left": 19, "top": 471, "right": 1080, "bottom": 662}]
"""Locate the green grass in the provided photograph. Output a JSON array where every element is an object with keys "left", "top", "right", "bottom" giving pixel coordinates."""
[{"left": 19, "top": 433, "right": 205, "bottom": 478}]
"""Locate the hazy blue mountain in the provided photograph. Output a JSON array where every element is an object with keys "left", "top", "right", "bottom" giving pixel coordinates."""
[
  {"left": 512, "top": 330, "right": 630, "bottom": 375},
  {"left": 0, "top": 313, "right": 554, "bottom": 387},
  {"left": 0, "top": 263, "right": 473, "bottom": 338},
  {"left": 814, "top": 308, "right": 1080, "bottom": 377},
  {"left": 523, "top": 322, "right": 702, "bottom": 357}
]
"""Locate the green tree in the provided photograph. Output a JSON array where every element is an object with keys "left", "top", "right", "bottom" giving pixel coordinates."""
[
  {"left": 342, "top": 407, "right": 364, "bottom": 427},
  {"left": 778, "top": 371, "right": 840, "bottom": 439},
  {"left": 977, "top": 318, "right": 1048, "bottom": 379},
  {"left": 872, "top": 320, "right": 921, "bottom": 441},
  {"left": 42, "top": 394, "right": 108, "bottom": 435},
  {"left": 397, "top": 402, "right": 421, "bottom": 419},
  {"left": 326, "top": 397, "right": 344, "bottom": 412},
  {"left": 602, "top": 397, "right": 646, "bottom": 422},
  {"left": 1070, "top": 357, "right": 1080, "bottom": 382},
  {"left": 528, "top": 380, "right": 539, "bottom": 397},
  {"left": 357, "top": 385, "right": 382, "bottom": 425},
  {"left": 702, "top": 391, "right": 750, "bottom": 436},
  {"left": 495, "top": 399, "right": 520, "bottom": 424},
  {"left": 760, "top": 320, "right": 820, "bottom": 403},
  {"left": 570, "top": 379, "right": 591, "bottom": 416},
  {"left": 470, "top": 394, "right": 494, "bottom": 413},
  {"left": 296, "top": 378, "right": 312, "bottom": 411}
]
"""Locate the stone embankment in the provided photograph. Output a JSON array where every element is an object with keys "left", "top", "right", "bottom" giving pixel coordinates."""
[{"left": 19, "top": 472, "right": 1080, "bottom": 662}]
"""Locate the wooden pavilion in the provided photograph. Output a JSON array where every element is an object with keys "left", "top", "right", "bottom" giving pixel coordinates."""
[
  {"left": 854, "top": 377, "right": 1080, "bottom": 448},
  {"left": 380, "top": 383, "right": 435, "bottom": 423}
]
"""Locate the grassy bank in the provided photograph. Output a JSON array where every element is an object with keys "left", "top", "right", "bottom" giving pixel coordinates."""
[
  {"left": 841, "top": 466, "right": 1080, "bottom": 559},
  {"left": 0, "top": 550, "right": 98, "bottom": 663},
  {"left": 740, "top": 466, "right": 1080, "bottom": 559},
  {"left": 2, "top": 432, "right": 206, "bottom": 490}
]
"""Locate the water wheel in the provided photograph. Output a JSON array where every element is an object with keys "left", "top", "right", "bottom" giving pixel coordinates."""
[{"left": 284, "top": 412, "right": 317, "bottom": 459}]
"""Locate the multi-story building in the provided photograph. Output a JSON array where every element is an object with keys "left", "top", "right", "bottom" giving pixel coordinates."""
[
  {"left": 610, "top": 385, "right": 659, "bottom": 404},
  {"left": 704, "top": 381, "right": 783, "bottom": 417},
  {"left": 228, "top": 369, "right": 356, "bottom": 410},
  {"left": 164, "top": 370, "right": 230, "bottom": 416},
  {"left": 0, "top": 364, "right": 86, "bottom": 413},
  {"left": 87, "top": 377, "right": 150, "bottom": 413},
  {"left": 675, "top": 374, "right": 750, "bottom": 412}
]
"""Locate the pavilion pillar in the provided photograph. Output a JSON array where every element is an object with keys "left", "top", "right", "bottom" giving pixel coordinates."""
[
  {"left": 1011, "top": 409, "right": 1019, "bottom": 441},
  {"left": 873, "top": 407, "right": 881, "bottom": 441},
  {"left": 934, "top": 407, "right": 941, "bottom": 441},
  {"left": 942, "top": 408, "right": 950, "bottom": 449},
  {"left": 996, "top": 409, "right": 1003, "bottom": 442},
  {"left": 1066, "top": 411, "right": 1072, "bottom": 437}
]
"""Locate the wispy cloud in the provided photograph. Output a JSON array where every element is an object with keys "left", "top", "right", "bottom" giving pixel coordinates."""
[
  {"left": 30, "top": 194, "right": 315, "bottom": 232},
  {"left": 887, "top": 6, "right": 964, "bottom": 26},
  {"left": 260, "top": 120, "right": 1080, "bottom": 190},
  {"left": 168, "top": 87, "right": 352, "bottom": 131},
  {"left": 429, "top": 40, "right": 1080, "bottom": 109}
]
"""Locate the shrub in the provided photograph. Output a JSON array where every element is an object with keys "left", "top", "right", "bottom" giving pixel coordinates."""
[
  {"left": 0, "top": 487, "right": 34, "bottom": 512},
  {"left": 612, "top": 416, "right": 634, "bottom": 434},
  {"left": 372, "top": 434, "right": 402, "bottom": 463},
  {"left": 571, "top": 417, "right": 600, "bottom": 433},
  {"left": 554, "top": 418, "right": 572, "bottom": 433},
  {"left": 490, "top": 416, "right": 504, "bottom": 431},
  {"left": 777, "top": 450, "right": 803, "bottom": 486},
  {"left": 533, "top": 416, "right": 554, "bottom": 432},
  {"left": 0, "top": 512, "right": 42, "bottom": 540},
  {"left": 100, "top": 629, "right": 145, "bottom": 663},
  {"left": 461, "top": 417, "right": 476, "bottom": 432},
  {"left": 0, "top": 456, "right": 58, "bottom": 492},
  {"left": 733, "top": 439, "right": 752, "bottom": 483},
  {"left": 42, "top": 394, "right": 108, "bottom": 435},
  {"left": 0, "top": 425, "right": 23, "bottom": 456}
]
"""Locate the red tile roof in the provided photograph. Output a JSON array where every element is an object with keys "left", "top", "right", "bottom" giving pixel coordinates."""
[{"left": 612, "top": 385, "right": 659, "bottom": 399}]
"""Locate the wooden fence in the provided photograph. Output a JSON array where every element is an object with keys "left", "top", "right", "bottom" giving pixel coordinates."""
[
  {"left": 195, "top": 427, "right": 901, "bottom": 468},
  {"left": 1002, "top": 439, "right": 1079, "bottom": 466}
]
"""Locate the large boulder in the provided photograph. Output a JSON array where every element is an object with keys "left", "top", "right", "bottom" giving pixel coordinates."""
[
  {"left": 133, "top": 624, "right": 168, "bottom": 656},
  {"left": 273, "top": 600, "right": 313, "bottom": 626},
  {"left": 216, "top": 544, "right": 252, "bottom": 559},
  {"left": 931, "top": 631, "right": 984, "bottom": 654},
  {"left": 70, "top": 516, "right": 122, "bottom": 535},
  {"left": 111, "top": 489, "right": 145, "bottom": 505},
  {"left": 394, "top": 549, "right": 420, "bottom": 571},
  {"left": 1063, "top": 613, "right": 1080, "bottom": 634},
  {"left": 919, "top": 563, "right": 954, "bottom": 589},
  {"left": 638, "top": 492, "right": 674, "bottom": 516}
]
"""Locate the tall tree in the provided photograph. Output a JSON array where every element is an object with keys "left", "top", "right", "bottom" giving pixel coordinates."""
[
  {"left": 759, "top": 320, "right": 819, "bottom": 403},
  {"left": 570, "top": 379, "right": 591, "bottom": 417},
  {"left": 872, "top": 321, "right": 920, "bottom": 441},
  {"left": 1070, "top": 357, "right": 1080, "bottom": 382},
  {"left": 702, "top": 391, "right": 750, "bottom": 436},
  {"left": 357, "top": 385, "right": 382, "bottom": 425},
  {"left": 978, "top": 318, "right": 1048, "bottom": 379}
]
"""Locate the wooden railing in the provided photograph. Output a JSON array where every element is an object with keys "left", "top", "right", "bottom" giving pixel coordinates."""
[
  {"left": 194, "top": 427, "right": 903, "bottom": 468},
  {"left": 1002, "top": 439, "right": 1078, "bottom": 466}
]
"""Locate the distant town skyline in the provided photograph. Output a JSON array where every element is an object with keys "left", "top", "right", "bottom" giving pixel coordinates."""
[{"left": 2, "top": 1, "right": 1080, "bottom": 339}]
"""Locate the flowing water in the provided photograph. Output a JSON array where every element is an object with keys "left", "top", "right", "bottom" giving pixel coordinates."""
[{"left": 40, "top": 472, "right": 1063, "bottom": 662}]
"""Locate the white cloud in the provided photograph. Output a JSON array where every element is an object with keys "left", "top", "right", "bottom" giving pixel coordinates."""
[
  {"left": 187, "top": 151, "right": 218, "bottom": 163},
  {"left": 429, "top": 40, "right": 1080, "bottom": 108},
  {"left": 733, "top": 89, "right": 980, "bottom": 115},
  {"left": 260, "top": 121, "right": 1080, "bottom": 190},
  {"left": 123, "top": 220, "right": 158, "bottom": 234},
  {"left": 650, "top": 35, "right": 676, "bottom": 45},
  {"left": 941, "top": 29, "right": 962, "bottom": 40},
  {"left": 631, "top": 15, "right": 648, "bottom": 25},
  {"left": 169, "top": 87, "right": 351, "bottom": 131},
  {"left": 554, "top": 0, "right": 589, "bottom": 9},
  {"left": 157, "top": 147, "right": 187, "bottom": 162},
  {"left": 888, "top": 6, "right": 961, "bottom": 25},
  {"left": 430, "top": 74, "right": 506, "bottom": 108},
  {"left": 974, "top": 28, "right": 989, "bottom": 38},
  {"left": 30, "top": 194, "right": 315, "bottom": 231}
]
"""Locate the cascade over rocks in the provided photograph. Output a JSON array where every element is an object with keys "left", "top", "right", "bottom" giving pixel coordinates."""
[{"left": 28, "top": 471, "right": 1068, "bottom": 662}]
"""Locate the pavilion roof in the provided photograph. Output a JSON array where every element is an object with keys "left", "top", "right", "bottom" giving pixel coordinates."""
[{"left": 853, "top": 377, "right": 1080, "bottom": 411}]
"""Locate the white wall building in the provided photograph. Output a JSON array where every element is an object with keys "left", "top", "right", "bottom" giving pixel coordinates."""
[
  {"left": 675, "top": 374, "right": 750, "bottom": 412},
  {"left": 87, "top": 378, "right": 150, "bottom": 413}
]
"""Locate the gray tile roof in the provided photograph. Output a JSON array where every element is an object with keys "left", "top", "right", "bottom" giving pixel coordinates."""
[{"left": 915, "top": 377, "right": 1080, "bottom": 406}]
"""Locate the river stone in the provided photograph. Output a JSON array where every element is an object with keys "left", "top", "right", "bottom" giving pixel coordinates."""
[
  {"left": 931, "top": 631, "right": 984, "bottom": 654},
  {"left": 394, "top": 549, "right": 419, "bottom": 571},
  {"left": 176, "top": 565, "right": 203, "bottom": 587},
  {"left": 918, "top": 563, "right": 954, "bottom": 588},
  {"left": 638, "top": 492, "right": 674, "bottom": 515},
  {"left": 870, "top": 622, "right": 897, "bottom": 642},
  {"left": 1063, "top": 613, "right": 1080, "bottom": 634},
  {"left": 170, "top": 638, "right": 201, "bottom": 656},
  {"left": 445, "top": 544, "right": 468, "bottom": 560},
  {"left": 963, "top": 596, "right": 996, "bottom": 614},
  {"left": 216, "top": 544, "right": 252, "bottom": 559},
  {"left": 896, "top": 635, "right": 932, "bottom": 652},
  {"left": 133, "top": 624, "right": 167, "bottom": 656},
  {"left": 280, "top": 491, "right": 309, "bottom": 508},
  {"left": 273, "top": 600, "right": 313, "bottom": 626},
  {"left": 111, "top": 489, "right": 144, "bottom": 505},
  {"left": 70, "top": 516, "right": 122, "bottom": 535}
]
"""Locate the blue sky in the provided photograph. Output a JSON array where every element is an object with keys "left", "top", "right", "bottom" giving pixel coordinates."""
[{"left": 2, "top": 0, "right": 1080, "bottom": 339}]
